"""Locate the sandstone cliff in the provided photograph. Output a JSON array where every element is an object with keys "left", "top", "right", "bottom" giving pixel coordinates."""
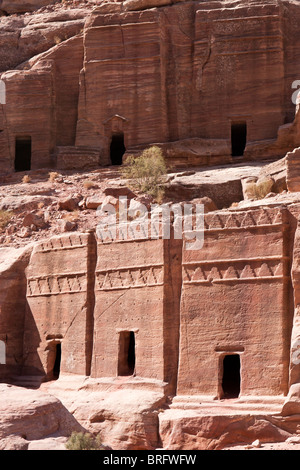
[
  {"left": 2, "top": 0, "right": 300, "bottom": 452},
  {"left": 1, "top": 0, "right": 300, "bottom": 171}
]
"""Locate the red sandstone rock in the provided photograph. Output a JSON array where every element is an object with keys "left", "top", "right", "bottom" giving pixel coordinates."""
[
  {"left": 0, "top": 195, "right": 55, "bottom": 212},
  {"left": 123, "top": 0, "right": 172, "bottom": 12},
  {"left": 100, "top": 194, "right": 122, "bottom": 213},
  {"left": 0, "top": 1, "right": 59, "bottom": 14},
  {"left": 0, "top": 8, "right": 88, "bottom": 73},
  {"left": 189, "top": 197, "right": 217, "bottom": 213},
  {"left": 85, "top": 194, "right": 106, "bottom": 210},
  {"left": 287, "top": 147, "right": 300, "bottom": 192},
  {"left": 3, "top": 0, "right": 300, "bottom": 451},
  {"left": 23, "top": 212, "right": 47, "bottom": 229},
  {"left": 281, "top": 384, "right": 300, "bottom": 417},
  {"left": 18, "top": 227, "right": 32, "bottom": 238},
  {"left": 57, "top": 219, "right": 77, "bottom": 232},
  {"left": 58, "top": 195, "right": 81, "bottom": 212},
  {"left": 128, "top": 198, "right": 149, "bottom": 218},
  {"left": 0, "top": 384, "right": 84, "bottom": 450},
  {"left": 103, "top": 186, "right": 136, "bottom": 200},
  {"left": 159, "top": 409, "right": 291, "bottom": 450},
  {"left": 2, "top": 0, "right": 300, "bottom": 171},
  {"left": 0, "top": 245, "right": 33, "bottom": 378}
]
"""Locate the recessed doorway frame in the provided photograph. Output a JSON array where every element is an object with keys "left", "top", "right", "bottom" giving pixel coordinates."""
[
  {"left": 117, "top": 328, "right": 139, "bottom": 377},
  {"left": 216, "top": 347, "right": 244, "bottom": 400},
  {"left": 231, "top": 121, "right": 247, "bottom": 157},
  {"left": 14, "top": 135, "right": 32, "bottom": 172},
  {"left": 110, "top": 131, "right": 126, "bottom": 166},
  {"left": 45, "top": 338, "right": 63, "bottom": 381},
  {"left": 228, "top": 114, "right": 251, "bottom": 160}
]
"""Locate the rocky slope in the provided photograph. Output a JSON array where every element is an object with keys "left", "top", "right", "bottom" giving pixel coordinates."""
[
  {"left": 0, "top": 157, "right": 290, "bottom": 249},
  {"left": 0, "top": 1, "right": 91, "bottom": 72}
]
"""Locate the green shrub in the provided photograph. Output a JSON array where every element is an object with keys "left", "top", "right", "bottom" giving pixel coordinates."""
[
  {"left": 65, "top": 432, "right": 104, "bottom": 450},
  {"left": 121, "top": 146, "right": 167, "bottom": 201}
]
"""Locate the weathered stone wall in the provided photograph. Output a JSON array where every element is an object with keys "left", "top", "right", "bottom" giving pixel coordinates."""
[
  {"left": 190, "top": 1, "right": 285, "bottom": 142},
  {"left": 177, "top": 207, "right": 293, "bottom": 397},
  {"left": 1, "top": 65, "right": 55, "bottom": 172},
  {"left": 76, "top": 12, "right": 166, "bottom": 158},
  {"left": 23, "top": 232, "right": 96, "bottom": 377},
  {"left": 288, "top": 218, "right": 300, "bottom": 386},
  {"left": 46, "top": 36, "right": 84, "bottom": 149},
  {"left": 18, "top": 226, "right": 182, "bottom": 389},
  {"left": 91, "top": 229, "right": 182, "bottom": 393},
  {"left": 0, "top": 35, "right": 84, "bottom": 173},
  {"left": 0, "top": 246, "right": 32, "bottom": 378},
  {"left": 77, "top": 1, "right": 289, "bottom": 163},
  {"left": 1, "top": 204, "right": 300, "bottom": 402},
  {"left": 0, "top": 0, "right": 59, "bottom": 14},
  {"left": 1, "top": 0, "right": 300, "bottom": 171}
]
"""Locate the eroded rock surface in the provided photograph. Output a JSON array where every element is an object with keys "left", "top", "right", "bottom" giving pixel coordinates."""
[
  {"left": 0, "top": 384, "right": 84, "bottom": 450},
  {"left": 1, "top": 0, "right": 300, "bottom": 171},
  {"left": 2, "top": 0, "right": 300, "bottom": 452}
]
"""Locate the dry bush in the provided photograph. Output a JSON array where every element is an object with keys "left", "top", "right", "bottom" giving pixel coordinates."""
[
  {"left": 0, "top": 210, "right": 13, "bottom": 232},
  {"left": 62, "top": 210, "right": 80, "bottom": 222},
  {"left": 255, "top": 177, "right": 274, "bottom": 199},
  {"left": 243, "top": 176, "right": 274, "bottom": 200},
  {"left": 121, "top": 146, "right": 167, "bottom": 200},
  {"left": 83, "top": 180, "right": 95, "bottom": 190},
  {"left": 65, "top": 432, "right": 104, "bottom": 451},
  {"left": 48, "top": 171, "right": 60, "bottom": 183},
  {"left": 22, "top": 175, "right": 31, "bottom": 183}
]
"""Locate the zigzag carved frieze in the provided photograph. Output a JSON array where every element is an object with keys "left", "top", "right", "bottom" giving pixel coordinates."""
[
  {"left": 95, "top": 264, "right": 164, "bottom": 291},
  {"left": 27, "top": 272, "right": 87, "bottom": 297},
  {"left": 203, "top": 207, "right": 285, "bottom": 232},
  {"left": 183, "top": 256, "right": 289, "bottom": 284},
  {"left": 27, "top": 264, "right": 164, "bottom": 297},
  {"left": 35, "top": 234, "right": 89, "bottom": 253}
]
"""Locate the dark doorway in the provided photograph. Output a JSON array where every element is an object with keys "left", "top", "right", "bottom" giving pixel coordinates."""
[
  {"left": 118, "top": 331, "right": 136, "bottom": 376},
  {"left": 222, "top": 354, "right": 240, "bottom": 398},
  {"left": 15, "top": 137, "right": 31, "bottom": 172},
  {"left": 110, "top": 133, "right": 125, "bottom": 165},
  {"left": 231, "top": 122, "right": 247, "bottom": 157},
  {"left": 53, "top": 343, "right": 61, "bottom": 379}
]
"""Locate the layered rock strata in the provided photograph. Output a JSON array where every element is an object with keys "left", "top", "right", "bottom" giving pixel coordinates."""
[{"left": 1, "top": 0, "right": 300, "bottom": 171}]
